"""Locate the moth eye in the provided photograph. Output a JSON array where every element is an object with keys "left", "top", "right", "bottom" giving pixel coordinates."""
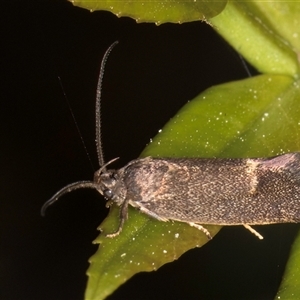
[{"left": 103, "top": 189, "right": 114, "bottom": 200}]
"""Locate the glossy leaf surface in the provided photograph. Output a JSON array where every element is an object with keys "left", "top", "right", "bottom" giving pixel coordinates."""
[
  {"left": 71, "top": 0, "right": 227, "bottom": 24},
  {"left": 86, "top": 74, "right": 300, "bottom": 300}
]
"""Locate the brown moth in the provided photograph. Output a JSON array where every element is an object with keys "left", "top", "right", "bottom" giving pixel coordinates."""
[{"left": 42, "top": 42, "right": 300, "bottom": 240}]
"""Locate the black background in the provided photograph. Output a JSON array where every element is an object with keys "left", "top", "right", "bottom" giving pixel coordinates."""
[{"left": 1, "top": 1, "right": 299, "bottom": 299}]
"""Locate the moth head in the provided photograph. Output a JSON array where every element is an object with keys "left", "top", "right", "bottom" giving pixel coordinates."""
[{"left": 93, "top": 157, "right": 127, "bottom": 207}]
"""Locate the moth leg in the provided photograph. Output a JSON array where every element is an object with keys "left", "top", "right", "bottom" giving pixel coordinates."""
[
  {"left": 188, "top": 222, "right": 212, "bottom": 240},
  {"left": 106, "top": 200, "right": 129, "bottom": 238},
  {"left": 243, "top": 224, "right": 264, "bottom": 240}
]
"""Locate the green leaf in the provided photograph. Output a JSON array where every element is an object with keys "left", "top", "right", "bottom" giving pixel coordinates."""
[
  {"left": 86, "top": 206, "right": 220, "bottom": 300},
  {"left": 277, "top": 232, "right": 300, "bottom": 299},
  {"left": 210, "top": 1, "right": 300, "bottom": 76},
  {"left": 76, "top": 1, "right": 300, "bottom": 298},
  {"left": 143, "top": 75, "right": 299, "bottom": 158},
  {"left": 72, "top": 0, "right": 227, "bottom": 24},
  {"left": 249, "top": 1, "right": 300, "bottom": 52},
  {"left": 85, "top": 74, "right": 300, "bottom": 300}
]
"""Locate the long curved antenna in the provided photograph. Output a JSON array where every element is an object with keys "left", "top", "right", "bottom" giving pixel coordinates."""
[
  {"left": 41, "top": 181, "right": 98, "bottom": 216},
  {"left": 41, "top": 42, "right": 120, "bottom": 217},
  {"left": 95, "top": 41, "right": 119, "bottom": 169},
  {"left": 42, "top": 157, "right": 120, "bottom": 216}
]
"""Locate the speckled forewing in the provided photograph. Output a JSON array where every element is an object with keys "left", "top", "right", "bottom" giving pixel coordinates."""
[{"left": 122, "top": 154, "right": 300, "bottom": 226}]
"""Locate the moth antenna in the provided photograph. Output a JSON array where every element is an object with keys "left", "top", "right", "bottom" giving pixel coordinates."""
[
  {"left": 41, "top": 181, "right": 97, "bottom": 216},
  {"left": 41, "top": 42, "right": 119, "bottom": 217},
  {"left": 95, "top": 41, "right": 119, "bottom": 169},
  {"left": 57, "top": 76, "right": 94, "bottom": 171},
  {"left": 94, "top": 157, "right": 120, "bottom": 178},
  {"left": 238, "top": 53, "right": 252, "bottom": 77}
]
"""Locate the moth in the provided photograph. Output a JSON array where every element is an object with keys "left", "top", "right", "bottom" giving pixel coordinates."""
[{"left": 42, "top": 41, "right": 300, "bottom": 240}]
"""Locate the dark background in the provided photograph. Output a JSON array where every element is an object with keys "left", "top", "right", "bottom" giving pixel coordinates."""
[{"left": 1, "top": 1, "right": 298, "bottom": 299}]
